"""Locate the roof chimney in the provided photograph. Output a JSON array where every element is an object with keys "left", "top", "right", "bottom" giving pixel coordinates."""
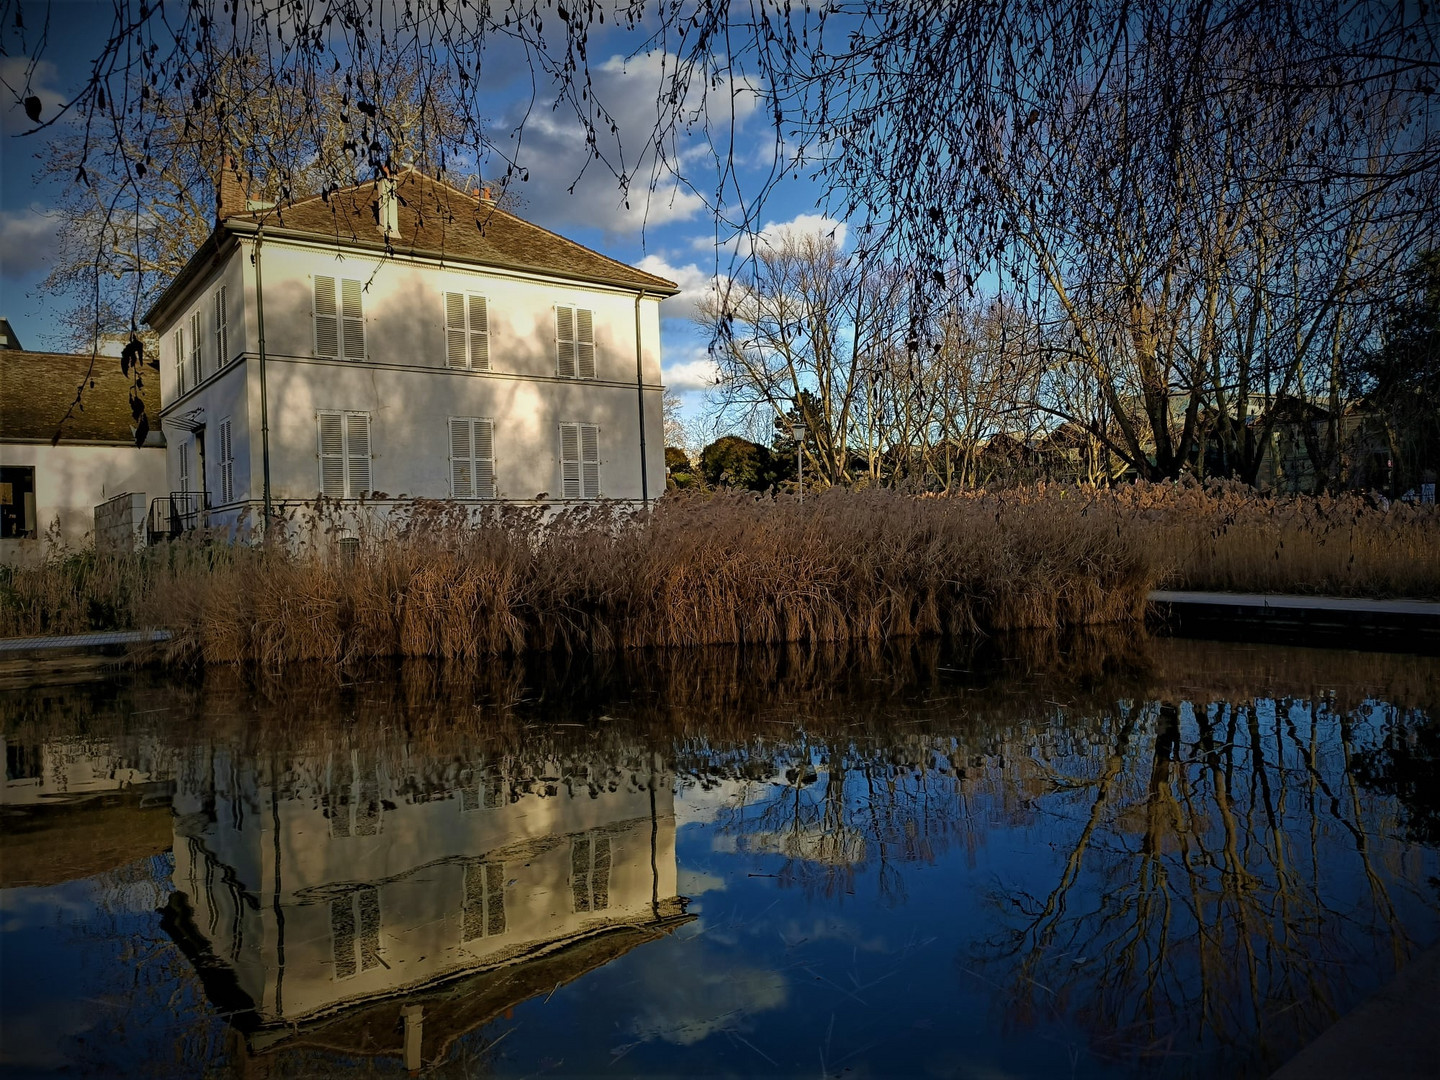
[{"left": 216, "top": 155, "right": 248, "bottom": 224}]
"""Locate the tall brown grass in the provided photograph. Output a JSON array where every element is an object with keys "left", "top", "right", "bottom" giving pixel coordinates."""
[{"left": 1, "top": 482, "right": 1434, "bottom": 665}]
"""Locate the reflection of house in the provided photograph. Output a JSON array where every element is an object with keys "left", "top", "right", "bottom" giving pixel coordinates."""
[
  {"left": 0, "top": 329, "right": 166, "bottom": 558},
  {"left": 0, "top": 733, "right": 173, "bottom": 807},
  {"left": 143, "top": 166, "right": 678, "bottom": 537},
  {"left": 163, "top": 745, "right": 685, "bottom": 1070}
]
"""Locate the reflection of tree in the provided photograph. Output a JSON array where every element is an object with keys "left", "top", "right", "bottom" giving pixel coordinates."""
[
  {"left": 1351, "top": 708, "right": 1440, "bottom": 847},
  {"left": 975, "top": 696, "right": 1429, "bottom": 1073}
]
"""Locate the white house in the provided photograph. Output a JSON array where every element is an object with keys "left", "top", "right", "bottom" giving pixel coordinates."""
[
  {"left": 0, "top": 323, "right": 167, "bottom": 560},
  {"left": 143, "top": 167, "right": 678, "bottom": 537}
]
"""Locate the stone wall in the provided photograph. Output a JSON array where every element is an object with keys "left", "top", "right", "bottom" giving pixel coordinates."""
[{"left": 95, "top": 492, "right": 147, "bottom": 553}]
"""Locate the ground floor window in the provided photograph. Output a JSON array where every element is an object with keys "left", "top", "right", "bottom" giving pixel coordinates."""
[
  {"left": 559, "top": 422, "right": 600, "bottom": 499},
  {"left": 0, "top": 465, "right": 36, "bottom": 539}
]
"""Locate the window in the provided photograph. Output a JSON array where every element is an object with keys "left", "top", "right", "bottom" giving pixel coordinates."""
[
  {"left": 178, "top": 439, "right": 191, "bottom": 494},
  {"left": 317, "top": 411, "right": 372, "bottom": 499},
  {"left": 0, "top": 466, "right": 37, "bottom": 540},
  {"left": 449, "top": 417, "right": 495, "bottom": 499},
  {"left": 444, "top": 291, "right": 490, "bottom": 369},
  {"left": 331, "top": 887, "right": 381, "bottom": 978},
  {"left": 217, "top": 417, "right": 235, "bottom": 504},
  {"left": 559, "top": 422, "right": 600, "bottom": 499},
  {"left": 315, "top": 275, "right": 365, "bottom": 360},
  {"left": 462, "top": 862, "right": 506, "bottom": 941},
  {"left": 189, "top": 311, "right": 202, "bottom": 385},
  {"left": 173, "top": 327, "right": 186, "bottom": 396},
  {"left": 213, "top": 285, "right": 228, "bottom": 368},
  {"left": 571, "top": 833, "right": 611, "bottom": 913},
  {"left": 555, "top": 304, "right": 595, "bottom": 379}
]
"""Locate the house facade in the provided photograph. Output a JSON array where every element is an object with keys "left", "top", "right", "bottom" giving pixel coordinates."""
[
  {"left": 145, "top": 169, "right": 677, "bottom": 537},
  {"left": 0, "top": 325, "right": 166, "bottom": 559}
]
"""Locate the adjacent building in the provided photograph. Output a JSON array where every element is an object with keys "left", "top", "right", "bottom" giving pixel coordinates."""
[
  {"left": 0, "top": 321, "right": 166, "bottom": 558},
  {"left": 144, "top": 167, "right": 678, "bottom": 537}
]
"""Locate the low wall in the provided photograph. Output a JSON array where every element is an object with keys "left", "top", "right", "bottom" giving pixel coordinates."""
[{"left": 95, "top": 492, "right": 147, "bottom": 553}]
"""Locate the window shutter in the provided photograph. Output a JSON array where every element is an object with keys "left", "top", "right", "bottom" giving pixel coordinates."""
[
  {"left": 174, "top": 328, "right": 186, "bottom": 395},
  {"left": 214, "top": 286, "right": 228, "bottom": 368},
  {"left": 318, "top": 412, "right": 345, "bottom": 497},
  {"left": 556, "top": 305, "right": 577, "bottom": 377},
  {"left": 190, "top": 311, "right": 203, "bottom": 384},
  {"left": 178, "top": 440, "right": 190, "bottom": 493},
  {"left": 346, "top": 412, "right": 371, "bottom": 496},
  {"left": 218, "top": 418, "right": 234, "bottom": 503},
  {"left": 314, "top": 276, "right": 339, "bottom": 356},
  {"left": 559, "top": 422, "right": 581, "bottom": 499},
  {"left": 444, "top": 292, "right": 467, "bottom": 367},
  {"left": 474, "top": 419, "right": 495, "bottom": 498},
  {"left": 469, "top": 295, "right": 490, "bottom": 370},
  {"left": 580, "top": 424, "right": 600, "bottom": 498},
  {"left": 449, "top": 417, "right": 473, "bottom": 498},
  {"left": 576, "top": 308, "right": 596, "bottom": 379},
  {"left": 341, "top": 278, "right": 365, "bottom": 360}
]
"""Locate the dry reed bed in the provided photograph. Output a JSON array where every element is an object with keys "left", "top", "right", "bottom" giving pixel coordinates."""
[{"left": 2, "top": 483, "right": 1434, "bottom": 665}]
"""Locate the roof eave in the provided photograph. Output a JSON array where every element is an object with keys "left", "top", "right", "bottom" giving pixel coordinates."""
[
  {"left": 143, "top": 225, "right": 238, "bottom": 327},
  {"left": 221, "top": 218, "right": 681, "bottom": 297}
]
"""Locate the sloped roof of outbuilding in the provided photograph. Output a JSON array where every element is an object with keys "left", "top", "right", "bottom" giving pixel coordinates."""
[{"left": 0, "top": 348, "right": 161, "bottom": 445}]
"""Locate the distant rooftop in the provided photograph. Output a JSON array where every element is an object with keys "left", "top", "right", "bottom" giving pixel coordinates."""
[{"left": 0, "top": 349, "right": 162, "bottom": 445}]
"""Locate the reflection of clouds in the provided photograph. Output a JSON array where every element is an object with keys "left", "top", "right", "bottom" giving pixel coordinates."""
[
  {"left": 678, "top": 868, "right": 726, "bottom": 896},
  {"left": 777, "top": 916, "right": 887, "bottom": 953},
  {"left": 0, "top": 881, "right": 92, "bottom": 932},
  {"left": 626, "top": 941, "right": 786, "bottom": 1046},
  {"left": 0, "top": 998, "right": 97, "bottom": 1070}
]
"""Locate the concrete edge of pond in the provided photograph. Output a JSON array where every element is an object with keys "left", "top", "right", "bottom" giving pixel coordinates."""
[
  {"left": 1148, "top": 591, "right": 1440, "bottom": 654},
  {"left": 1270, "top": 941, "right": 1440, "bottom": 1080}
]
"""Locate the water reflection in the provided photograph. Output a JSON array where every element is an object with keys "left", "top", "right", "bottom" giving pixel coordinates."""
[{"left": 1, "top": 636, "right": 1437, "bottom": 1077}]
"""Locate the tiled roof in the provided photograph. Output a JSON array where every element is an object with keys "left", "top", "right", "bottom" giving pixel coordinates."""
[
  {"left": 0, "top": 349, "right": 161, "bottom": 444},
  {"left": 225, "top": 170, "right": 680, "bottom": 293}
]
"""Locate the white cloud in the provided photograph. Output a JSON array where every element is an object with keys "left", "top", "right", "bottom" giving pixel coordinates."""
[
  {"left": 693, "top": 211, "right": 848, "bottom": 259},
  {"left": 663, "top": 345, "right": 721, "bottom": 391},
  {"left": 0, "top": 205, "right": 62, "bottom": 279},
  {"left": 637, "top": 254, "right": 717, "bottom": 320},
  {"left": 487, "top": 51, "right": 758, "bottom": 236},
  {"left": 0, "top": 57, "right": 62, "bottom": 134}
]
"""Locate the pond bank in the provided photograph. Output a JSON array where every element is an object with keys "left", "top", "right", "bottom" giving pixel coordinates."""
[{"left": 1149, "top": 590, "right": 1440, "bottom": 654}]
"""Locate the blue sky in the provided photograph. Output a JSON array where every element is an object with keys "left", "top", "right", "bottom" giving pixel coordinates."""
[{"left": 0, "top": 1, "right": 849, "bottom": 444}]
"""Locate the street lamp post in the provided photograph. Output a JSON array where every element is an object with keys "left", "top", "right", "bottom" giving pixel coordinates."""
[{"left": 791, "top": 420, "right": 806, "bottom": 503}]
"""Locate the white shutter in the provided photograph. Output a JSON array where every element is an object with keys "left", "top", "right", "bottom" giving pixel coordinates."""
[
  {"left": 178, "top": 439, "right": 190, "bottom": 493},
  {"left": 341, "top": 278, "right": 365, "bottom": 360},
  {"left": 474, "top": 419, "right": 495, "bottom": 498},
  {"left": 174, "top": 328, "right": 186, "bottom": 395},
  {"left": 469, "top": 295, "right": 490, "bottom": 370},
  {"left": 318, "top": 412, "right": 346, "bottom": 497},
  {"left": 449, "top": 417, "right": 473, "bottom": 498},
  {"left": 445, "top": 292, "right": 467, "bottom": 367},
  {"left": 314, "top": 276, "right": 339, "bottom": 357},
  {"left": 190, "top": 311, "right": 203, "bottom": 384},
  {"left": 346, "top": 412, "right": 371, "bottom": 495},
  {"left": 559, "top": 422, "right": 581, "bottom": 499},
  {"left": 580, "top": 423, "right": 600, "bottom": 498},
  {"left": 556, "top": 305, "right": 577, "bottom": 378},
  {"left": 576, "top": 308, "right": 595, "bottom": 379},
  {"left": 218, "top": 417, "right": 234, "bottom": 503},
  {"left": 214, "top": 286, "right": 228, "bottom": 368}
]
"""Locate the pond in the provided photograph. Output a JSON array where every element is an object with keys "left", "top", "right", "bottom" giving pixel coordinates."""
[{"left": 2, "top": 634, "right": 1438, "bottom": 1078}]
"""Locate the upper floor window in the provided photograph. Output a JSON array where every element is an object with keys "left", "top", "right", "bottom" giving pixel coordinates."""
[
  {"left": 463, "top": 861, "right": 506, "bottom": 941},
  {"left": 317, "top": 410, "right": 372, "bottom": 499},
  {"left": 445, "top": 292, "right": 490, "bottom": 370},
  {"left": 559, "top": 422, "right": 600, "bottom": 500},
  {"left": 189, "top": 311, "right": 202, "bottom": 386},
  {"left": 213, "top": 286, "right": 229, "bottom": 368},
  {"left": 449, "top": 417, "right": 495, "bottom": 499},
  {"left": 173, "top": 327, "right": 186, "bottom": 396},
  {"left": 315, "top": 275, "right": 365, "bottom": 360},
  {"left": 555, "top": 304, "right": 595, "bottom": 379}
]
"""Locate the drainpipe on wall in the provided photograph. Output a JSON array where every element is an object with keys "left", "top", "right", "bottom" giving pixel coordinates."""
[
  {"left": 634, "top": 289, "right": 650, "bottom": 511},
  {"left": 252, "top": 229, "right": 274, "bottom": 537}
]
